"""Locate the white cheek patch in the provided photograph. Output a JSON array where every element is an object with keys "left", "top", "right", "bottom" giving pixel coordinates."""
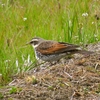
[{"left": 32, "top": 44, "right": 39, "bottom": 48}]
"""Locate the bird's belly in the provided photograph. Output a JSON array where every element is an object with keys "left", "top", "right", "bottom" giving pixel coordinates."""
[{"left": 35, "top": 51, "right": 66, "bottom": 62}]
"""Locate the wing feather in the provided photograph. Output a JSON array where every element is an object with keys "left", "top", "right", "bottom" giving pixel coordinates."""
[{"left": 37, "top": 41, "right": 79, "bottom": 55}]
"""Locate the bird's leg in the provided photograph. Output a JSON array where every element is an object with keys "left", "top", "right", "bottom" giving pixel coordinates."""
[{"left": 33, "top": 60, "right": 46, "bottom": 71}]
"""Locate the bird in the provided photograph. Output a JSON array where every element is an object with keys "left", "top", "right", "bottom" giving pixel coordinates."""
[{"left": 27, "top": 37, "right": 93, "bottom": 62}]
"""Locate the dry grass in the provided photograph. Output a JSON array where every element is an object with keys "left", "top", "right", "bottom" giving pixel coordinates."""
[{"left": 1, "top": 43, "right": 100, "bottom": 99}]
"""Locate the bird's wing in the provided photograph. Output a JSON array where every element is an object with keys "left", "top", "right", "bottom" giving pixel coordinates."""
[{"left": 37, "top": 41, "right": 79, "bottom": 55}]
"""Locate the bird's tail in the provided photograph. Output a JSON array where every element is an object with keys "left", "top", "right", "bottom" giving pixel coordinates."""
[{"left": 70, "top": 49, "right": 94, "bottom": 55}]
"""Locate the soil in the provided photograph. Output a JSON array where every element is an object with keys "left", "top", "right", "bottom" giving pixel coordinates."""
[{"left": 0, "top": 43, "right": 100, "bottom": 100}]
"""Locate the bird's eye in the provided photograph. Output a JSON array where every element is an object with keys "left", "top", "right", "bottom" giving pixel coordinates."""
[
  {"left": 30, "top": 41, "right": 34, "bottom": 44},
  {"left": 34, "top": 41, "right": 38, "bottom": 45},
  {"left": 31, "top": 41, "right": 38, "bottom": 45}
]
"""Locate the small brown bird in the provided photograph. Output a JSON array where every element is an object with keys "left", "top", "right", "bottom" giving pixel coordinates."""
[{"left": 27, "top": 37, "right": 93, "bottom": 62}]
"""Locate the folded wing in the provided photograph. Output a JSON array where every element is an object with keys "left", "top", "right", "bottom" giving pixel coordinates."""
[{"left": 37, "top": 41, "right": 79, "bottom": 55}]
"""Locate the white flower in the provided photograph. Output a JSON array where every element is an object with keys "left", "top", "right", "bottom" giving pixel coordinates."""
[
  {"left": 5, "top": 60, "right": 11, "bottom": 63},
  {"left": 1, "top": 3, "right": 5, "bottom": 7},
  {"left": 92, "top": 22, "right": 94, "bottom": 24},
  {"left": 82, "top": 13, "right": 88, "bottom": 17},
  {"left": 23, "top": 17, "right": 27, "bottom": 21}
]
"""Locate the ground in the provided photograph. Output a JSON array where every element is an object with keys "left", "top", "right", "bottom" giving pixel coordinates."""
[{"left": 0, "top": 43, "right": 100, "bottom": 100}]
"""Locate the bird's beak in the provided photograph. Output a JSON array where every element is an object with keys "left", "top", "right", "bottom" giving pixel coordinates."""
[{"left": 26, "top": 41, "right": 31, "bottom": 45}]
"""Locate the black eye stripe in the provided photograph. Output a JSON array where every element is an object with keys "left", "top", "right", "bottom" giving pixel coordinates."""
[
  {"left": 31, "top": 41, "right": 38, "bottom": 45},
  {"left": 30, "top": 41, "right": 34, "bottom": 43}
]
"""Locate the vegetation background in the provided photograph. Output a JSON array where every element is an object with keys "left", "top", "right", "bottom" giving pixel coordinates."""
[{"left": 0, "top": 0, "right": 100, "bottom": 85}]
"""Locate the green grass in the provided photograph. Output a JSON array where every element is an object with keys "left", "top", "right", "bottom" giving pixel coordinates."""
[{"left": 0, "top": 0, "right": 100, "bottom": 85}]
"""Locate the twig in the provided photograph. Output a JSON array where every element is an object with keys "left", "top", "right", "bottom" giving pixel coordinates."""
[
  {"left": 70, "top": 91, "right": 75, "bottom": 100},
  {"left": 64, "top": 71, "right": 73, "bottom": 79},
  {"left": 95, "top": 63, "right": 99, "bottom": 70}
]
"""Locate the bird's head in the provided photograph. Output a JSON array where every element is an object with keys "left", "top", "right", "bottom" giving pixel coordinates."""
[{"left": 27, "top": 37, "right": 44, "bottom": 48}]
